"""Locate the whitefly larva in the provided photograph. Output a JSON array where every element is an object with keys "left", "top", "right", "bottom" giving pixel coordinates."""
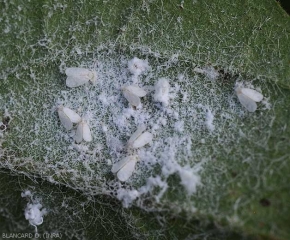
[
  {"left": 111, "top": 155, "right": 139, "bottom": 182},
  {"left": 154, "top": 78, "right": 170, "bottom": 107},
  {"left": 235, "top": 87, "right": 263, "bottom": 112},
  {"left": 57, "top": 106, "right": 81, "bottom": 130},
  {"left": 65, "top": 67, "right": 97, "bottom": 88}
]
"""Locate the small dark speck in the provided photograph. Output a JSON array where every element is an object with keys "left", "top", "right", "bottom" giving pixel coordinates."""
[
  {"left": 1, "top": 116, "right": 11, "bottom": 131},
  {"left": 3, "top": 116, "right": 10, "bottom": 125},
  {"left": 260, "top": 198, "right": 271, "bottom": 207},
  {"left": 231, "top": 171, "right": 238, "bottom": 178}
]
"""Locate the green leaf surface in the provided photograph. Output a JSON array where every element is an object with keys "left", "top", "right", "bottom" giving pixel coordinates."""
[{"left": 1, "top": 0, "right": 290, "bottom": 239}]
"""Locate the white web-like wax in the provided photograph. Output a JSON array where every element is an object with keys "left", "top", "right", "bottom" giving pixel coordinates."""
[
  {"left": 1, "top": 51, "right": 271, "bottom": 210},
  {"left": 21, "top": 190, "right": 47, "bottom": 231}
]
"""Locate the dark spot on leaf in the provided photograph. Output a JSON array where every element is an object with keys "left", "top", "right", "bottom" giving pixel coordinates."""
[
  {"left": 259, "top": 222, "right": 265, "bottom": 228},
  {"left": 231, "top": 171, "right": 237, "bottom": 178},
  {"left": 259, "top": 198, "right": 271, "bottom": 207},
  {"left": 3, "top": 116, "right": 10, "bottom": 125},
  {"left": 217, "top": 68, "right": 238, "bottom": 85},
  {"left": 142, "top": 198, "right": 153, "bottom": 207},
  {"left": 1, "top": 116, "right": 11, "bottom": 131}
]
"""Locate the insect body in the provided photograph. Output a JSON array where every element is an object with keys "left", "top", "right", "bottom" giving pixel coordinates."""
[
  {"left": 154, "top": 78, "right": 170, "bottom": 106},
  {"left": 65, "top": 67, "right": 97, "bottom": 88},
  {"left": 122, "top": 85, "right": 147, "bottom": 107},
  {"left": 236, "top": 87, "right": 263, "bottom": 112},
  {"left": 75, "top": 119, "right": 92, "bottom": 143},
  {"left": 127, "top": 125, "right": 153, "bottom": 149},
  {"left": 111, "top": 155, "right": 138, "bottom": 182},
  {"left": 57, "top": 106, "right": 81, "bottom": 130}
]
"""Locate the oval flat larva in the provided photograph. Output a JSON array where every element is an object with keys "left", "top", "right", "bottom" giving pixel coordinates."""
[
  {"left": 154, "top": 78, "right": 170, "bottom": 107},
  {"left": 111, "top": 155, "right": 138, "bottom": 182},
  {"left": 65, "top": 67, "right": 97, "bottom": 88},
  {"left": 75, "top": 119, "right": 92, "bottom": 143},
  {"left": 122, "top": 85, "right": 147, "bottom": 107},
  {"left": 57, "top": 106, "right": 81, "bottom": 130},
  {"left": 236, "top": 87, "right": 263, "bottom": 112}
]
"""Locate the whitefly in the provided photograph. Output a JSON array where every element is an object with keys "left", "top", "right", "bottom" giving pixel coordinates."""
[
  {"left": 235, "top": 87, "right": 263, "bottom": 112},
  {"left": 111, "top": 155, "right": 139, "bottom": 182},
  {"left": 75, "top": 118, "right": 92, "bottom": 143},
  {"left": 57, "top": 106, "right": 81, "bottom": 130},
  {"left": 65, "top": 67, "right": 97, "bottom": 88},
  {"left": 122, "top": 85, "right": 147, "bottom": 107},
  {"left": 127, "top": 125, "right": 153, "bottom": 149}
]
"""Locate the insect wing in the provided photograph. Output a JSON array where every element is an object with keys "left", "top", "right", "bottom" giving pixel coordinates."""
[
  {"left": 237, "top": 93, "right": 257, "bottom": 112},
  {"left": 62, "top": 107, "right": 81, "bottom": 123},
  {"left": 65, "top": 67, "right": 91, "bottom": 76},
  {"left": 127, "top": 124, "right": 146, "bottom": 146},
  {"left": 82, "top": 121, "right": 92, "bottom": 142},
  {"left": 89, "top": 71, "right": 97, "bottom": 85},
  {"left": 123, "top": 89, "right": 141, "bottom": 106},
  {"left": 66, "top": 76, "right": 90, "bottom": 88},
  {"left": 58, "top": 109, "right": 73, "bottom": 130},
  {"left": 111, "top": 156, "right": 133, "bottom": 173},
  {"left": 75, "top": 122, "right": 84, "bottom": 143},
  {"left": 125, "top": 85, "right": 147, "bottom": 97},
  {"left": 117, "top": 158, "right": 137, "bottom": 182},
  {"left": 132, "top": 132, "right": 153, "bottom": 148},
  {"left": 240, "top": 88, "right": 263, "bottom": 102},
  {"left": 65, "top": 68, "right": 91, "bottom": 88}
]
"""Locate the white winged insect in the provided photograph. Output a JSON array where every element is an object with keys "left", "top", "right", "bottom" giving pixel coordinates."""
[
  {"left": 75, "top": 119, "right": 92, "bottom": 143},
  {"left": 235, "top": 87, "right": 263, "bottom": 112},
  {"left": 65, "top": 67, "right": 97, "bottom": 88},
  {"left": 127, "top": 125, "right": 153, "bottom": 149},
  {"left": 111, "top": 155, "right": 139, "bottom": 182},
  {"left": 122, "top": 85, "right": 147, "bottom": 107},
  {"left": 154, "top": 78, "right": 170, "bottom": 107},
  {"left": 57, "top": 106, "right": 81, "bottom": 130}
]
